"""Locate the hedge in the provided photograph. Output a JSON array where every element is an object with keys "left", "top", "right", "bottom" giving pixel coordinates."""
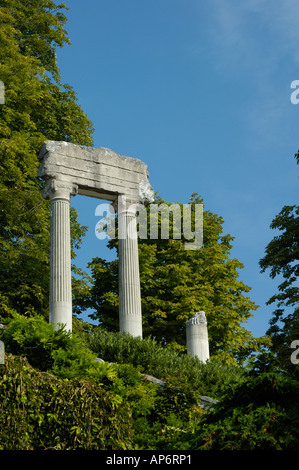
[
  {"left": 0, "top": 354, "right": 134, "bottom": 450},
  {"left": 83, "top": 327, "right": 244, "bottom": 399}
]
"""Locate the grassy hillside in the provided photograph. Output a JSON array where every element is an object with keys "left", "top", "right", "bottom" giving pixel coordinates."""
[{"left": 0, "top": 314, "right": 298, "bottom": 450}]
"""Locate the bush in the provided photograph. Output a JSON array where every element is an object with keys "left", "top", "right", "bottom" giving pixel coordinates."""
[
  {"left": 82, "top": 327, "right": 244, "bottom": 399},
  {"left": 0, "top": 314, "right": 159, "bottom": 410},
  {"left": 8, "top": 315, "right": 289, "bottom": 450},
  {"left": 178, "top": 366, "right": 299, "bottom": 450},
  {"left": 0, "top": 315, "right": 161, "bottom": 449},
  {"left": 0, "top": 354, "right": 134, "bottom": 450},
  {"left": 0, "top": 313, "right": 78, "bottom": 372}
]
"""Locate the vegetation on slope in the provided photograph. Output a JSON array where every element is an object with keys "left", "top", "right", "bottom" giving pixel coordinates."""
[{"left": 0, "top": 314, "right": 298, "bottom": 450}]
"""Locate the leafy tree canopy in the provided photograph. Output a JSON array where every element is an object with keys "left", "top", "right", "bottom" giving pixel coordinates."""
[
  {"left": 259, "top": 152, "right": 299, "bottom": 376},
  {"left": 75, "top": 193, "right": 269, "bottom": 365},
  {"left": 0, "top": 0, "right": 94, "bottom": 318}
]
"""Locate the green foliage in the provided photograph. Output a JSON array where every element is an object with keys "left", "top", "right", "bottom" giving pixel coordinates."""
[
  {"left": 1, "top": 315, "right": 298, "bottom": 450},
  {"left": 83, "top": 326, "right": 245, "bottom": 399},
  {"left": 77, "top": 193, "right": 268, "bottom": 364},
  {"left": 0, "top": 354, "right": 134, "bottom": 450},
  {"left": 186, "top": 404, "right": 298, "bottom": 450},
  {"left": 0, "top": 313, "right": 157, "bottom": 402},
  {"left": 181, "top": 358, "right": 299, "bottom": 450},
  {"left": 0, "top": 0, "right": 93, "bottom": 318},
  {"left": 259, "top": 153, "right": 299, "bottom": 376},
  {"left": 1, "top": 313, "right": 74, "bottom": 371},
  {"left": 0, "top": 315, "right": 159, "bottom": 448}
]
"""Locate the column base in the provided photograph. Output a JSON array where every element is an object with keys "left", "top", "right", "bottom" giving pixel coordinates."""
[
  {"left": 49, "top": 302, "right": 72, "bottom": 332},
  {"left": 119, "top": 315, "right": 143, "bottom": 338}
]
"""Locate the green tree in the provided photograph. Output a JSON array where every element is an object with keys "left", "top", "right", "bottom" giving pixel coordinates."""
[
  {"left": 259, "top": 153, "right": 299, "bottom": 376},
  {"left": 183, "top": 354, "right": 299, "bottom": 450},
  {"left": 0, "top": 1, "right": 94, "bottom": 318},
  {"left": 75, "top": 193, "right": 267, "bottom": 364}
]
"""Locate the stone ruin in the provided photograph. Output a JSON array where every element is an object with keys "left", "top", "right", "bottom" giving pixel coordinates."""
[
  {"left": 38, "top": 141, "right": 210, "bottom": 361},
  {"left": 186, "top": 311, "right": 210, "bottom": 363},
  {"left": 38, "top": 140, "right": 154, "bottom": 337}
]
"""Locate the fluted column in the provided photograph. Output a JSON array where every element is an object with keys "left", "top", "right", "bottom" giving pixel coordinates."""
[
  {"left": 118, "top": 195, "right": 142, "bottom": 338},
  {"left": 0, "top": 340, "right": 4, "bottom": 365},
  {"left": 186, "top": 311, "right": 210, "bottom": 362},
  {"left": 43, "top": 179, "right": 78, "bottom": 331}
]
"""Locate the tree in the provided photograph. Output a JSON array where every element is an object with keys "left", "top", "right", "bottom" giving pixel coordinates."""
[
  {"left": 183, "top": 354, "right": 299, "bottom": 450},
  {"left": 75, "top": 193, "right": 268, "bottom": 365},
  {"left": 0, "top": 0, "right": 94, "bottom": 319},
  {"left": 259, "top": 153, "right": 299, "bottom": 376}
]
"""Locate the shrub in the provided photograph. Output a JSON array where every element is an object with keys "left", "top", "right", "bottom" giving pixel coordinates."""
[
  {"left": 2, "top": 315, "right": 263, "bottom": 450},
  {"left": 0, "top": 354, "right": 134, "bottom": 450},
  {"left": 178, "top": 367, "right": 299, "bottom": 450},
  {"left": 0, "top": 315, "right": 160, "bottom": 448},
  {"left": 82, "top": 327, "right": 244, "bottom": 399},
  {"left": 0, "top": 313, "right": 76, "bottom": 372}
]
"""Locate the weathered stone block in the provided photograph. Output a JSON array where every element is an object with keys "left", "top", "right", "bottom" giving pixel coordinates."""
[{"left": 38, "top": 141, "right": 154, "bottom": 204}]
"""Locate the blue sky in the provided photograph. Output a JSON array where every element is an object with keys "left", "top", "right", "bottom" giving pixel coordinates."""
[{"left": 56, "top": 0, "right": 298, "bottom": 338}]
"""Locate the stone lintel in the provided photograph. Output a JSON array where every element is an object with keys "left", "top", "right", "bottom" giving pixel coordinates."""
[{"left": 38, "top": 141, "right": 154, "bottom": 205}]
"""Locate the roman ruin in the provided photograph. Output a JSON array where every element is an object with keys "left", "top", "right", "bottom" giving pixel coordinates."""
[{"left": 38, "top": 140, "right": 154, "bottom": 336}]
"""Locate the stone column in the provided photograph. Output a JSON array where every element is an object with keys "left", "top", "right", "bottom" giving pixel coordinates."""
[
  {"left": 43, "top": 179, "right": 78, "bottom": 332},
  {"left": 0, "top": 340, "right": 4, "bottom": 365},
  {"left": 186, "top": 311, "right": 210, "bottom": 362},
  {"left": 118, "top": 195, "right": 143, "bottom": 338}
]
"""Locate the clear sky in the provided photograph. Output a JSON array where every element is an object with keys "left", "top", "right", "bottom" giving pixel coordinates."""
[{"left": 56, "top": 0, "right": 298, "bottom": 338}]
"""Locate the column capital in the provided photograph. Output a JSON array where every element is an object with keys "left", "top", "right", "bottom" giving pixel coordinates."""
[
  {"left": 42, "top": 178, "right": 78, "bottom": 201},
  {"left": 186, "top": 311, "right": 207, "bottom": 327},
  {"left": 116, "top": 194, "right": 141, "bottom": 217}
]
